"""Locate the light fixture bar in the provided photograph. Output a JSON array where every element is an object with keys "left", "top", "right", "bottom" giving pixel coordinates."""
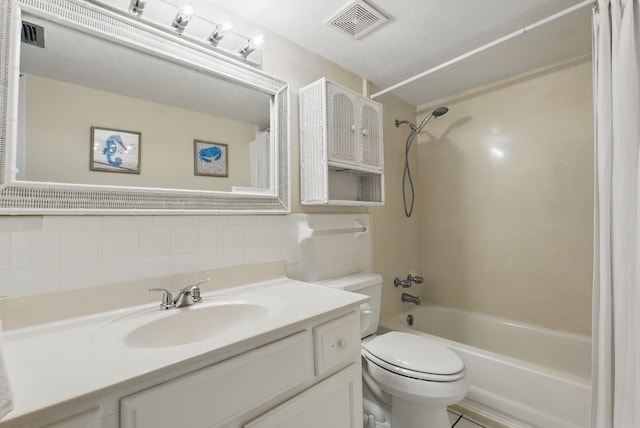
[
  {"left": 129, "top": 0, "right": 147, "bottom": 16},
  {"left": 239, "top": 35, "right": 264, "bottom": 59},
  {"left": 171, "top": 4, "right": 194, "bottom": 34},
  {"left": 208, "top": 22, "right": 232, "bottom": 46}
]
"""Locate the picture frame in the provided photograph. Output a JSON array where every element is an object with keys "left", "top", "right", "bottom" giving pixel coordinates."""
[
  {"left": 90, "top": 126, "right": 141, "bottom": 174},
  {"left": 194, "top": 140, "right": 228, "bottom": 177}
]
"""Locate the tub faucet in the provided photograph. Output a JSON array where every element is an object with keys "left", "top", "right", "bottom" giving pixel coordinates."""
[
  {"left": 401, "top": 292, "right": 421, "bottom": 305},
  {"left": 150, "top": 278, "right": 210, "bottom": 310}
]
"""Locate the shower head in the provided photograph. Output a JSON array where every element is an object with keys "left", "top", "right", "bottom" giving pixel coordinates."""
[
  {"left": 416, "top": 106, "right": 449, "bottom": 132},
  {"left": 433, "top": 106, "right": 449, "bottom": 117},
  {"left": 395, "top": 106, "right": 448, "bottom": 134}
]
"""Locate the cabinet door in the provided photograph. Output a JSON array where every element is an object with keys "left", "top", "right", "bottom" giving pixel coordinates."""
[
  {"left": 359, "top": 102, "right": 384, "bottom": 171},
  {"left": 327, "top": 83, "right": 358, "bottom": 166},
  {"left": 120, "top": 332, "right": 312, "bottom": 428},
  {"left": 244, "top": 364, "right": 363, "bottom": 428}
]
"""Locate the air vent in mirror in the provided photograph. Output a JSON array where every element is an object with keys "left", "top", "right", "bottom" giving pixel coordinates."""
[{"left": 21, "top": 21, "right": 45, "bottom": 48}]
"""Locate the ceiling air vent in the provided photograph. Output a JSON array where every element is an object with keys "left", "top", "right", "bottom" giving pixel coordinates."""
[
  {"left": 21, "top": 21, "right": 45, "bottom": 48},
  {"left": 326, "top": 0, "right": 389, "bottom": 39}
]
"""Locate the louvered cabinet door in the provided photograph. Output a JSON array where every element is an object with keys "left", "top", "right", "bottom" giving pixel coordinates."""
[
  {"left": 358, "top": 101, "right": 384, "bottom": 171},
  {"left": 327, "top": 82, "right": 358, "bottom": 167}
]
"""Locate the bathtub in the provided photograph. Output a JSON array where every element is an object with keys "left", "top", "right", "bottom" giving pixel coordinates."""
[{"left": 379, "top": 305, "right": 591, "bottom": 428}]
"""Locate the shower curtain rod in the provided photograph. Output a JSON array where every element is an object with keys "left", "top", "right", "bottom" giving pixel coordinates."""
[{"left": 369, "top": 0, "right": 594, "bottom": 100}]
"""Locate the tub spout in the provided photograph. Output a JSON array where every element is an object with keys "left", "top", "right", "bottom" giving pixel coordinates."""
[{"left": 401, "top": 292, "right": 421, "bottom": 305}]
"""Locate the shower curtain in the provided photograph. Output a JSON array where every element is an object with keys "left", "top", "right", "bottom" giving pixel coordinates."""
[{"left": 591, "top": 0, "right": 640, "bottom": 427}]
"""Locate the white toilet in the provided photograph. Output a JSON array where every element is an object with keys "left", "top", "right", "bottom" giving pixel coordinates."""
[{"left": 313, "top": 273, "right": 469, "bottom": 428}]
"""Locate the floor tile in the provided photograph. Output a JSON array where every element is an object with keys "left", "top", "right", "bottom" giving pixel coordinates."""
[
  {"left": 453, "top": 416, "right": 486, "bottom": 427},
  {"left": 448, "top": 410, "right": 462, "bottom": 426}
]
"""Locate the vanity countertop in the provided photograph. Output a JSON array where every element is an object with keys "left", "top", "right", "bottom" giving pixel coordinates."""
[{"left": 0, "top": 263, "right": 366, "bottom": 426}]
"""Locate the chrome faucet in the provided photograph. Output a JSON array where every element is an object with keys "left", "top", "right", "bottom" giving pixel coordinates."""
[
  {"left": 401, "top": 292, "right": 421, "bottom": 305},
  {"left": 150, "top": 278, "right": 210, "bottom": 310}
]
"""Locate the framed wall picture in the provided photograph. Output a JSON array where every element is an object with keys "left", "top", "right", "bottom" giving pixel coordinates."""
[
  {"left": 194, "top": 140, "right": 228, "bottom": 177},
  {"left": 90, "top": 126, "right": 141, "bottom": 173}
]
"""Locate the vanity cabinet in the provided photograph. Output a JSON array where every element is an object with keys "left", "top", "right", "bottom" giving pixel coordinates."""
[
  {"left": 0, "top": 267, "right": 366, "bottom": 428},
  {"left": 300, "top": 78, "right": 385, "bottom": 206},
  {"left": 120, "top": 312, "right": 362, "bottom": 428}
]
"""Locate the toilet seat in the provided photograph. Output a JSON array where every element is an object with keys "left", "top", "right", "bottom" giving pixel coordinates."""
[{"left": 362, "top": 332, "right": 465, "bottom": 382}]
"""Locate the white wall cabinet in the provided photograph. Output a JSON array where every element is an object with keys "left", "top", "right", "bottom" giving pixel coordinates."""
[{"left": 300, "top": 78, "right": 385, "bottom": 206}]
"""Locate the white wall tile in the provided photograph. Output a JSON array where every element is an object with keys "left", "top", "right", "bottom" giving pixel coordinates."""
[
  {"left": 193, "top": 216, "right": 228, "bottom": 226},
  {"left": 198, "top": 226, "right": 225, "bottom": 253},
  {"left": 152, "top": 215, "right": 194, "bottom": 228},
  {"left": 139, "top": 228, "right": 171, "bottom": 257},
  {"left": 227, "top": 215, "right": 258, "bottom": 225},
  {"left": 0, "top": 270, "right": 11, "bottom": 297},
  {"left": 43, "top": 216, "right": 102, "bottom": 230},
  {"left": 170, "top": 253, "right": 202, "bottom": 274},
  {"left": 102, "top": 259, "right": 139, "bottom": 284},
  {"left": 0, "top": 233, "right": 11, "bottom": 270},
  {"left": 11, "top": 230, "right": 59, "bottom": 268},
  {"left": 196, "top": 251, "right": 225, "bottom": 270},
  {"left": 11, "top": 266, "right": 60, "bottom": 295},
  {"left": 265, "top": 246, "right": 283, "bottom": 262},
  {"left": 171, "top": 227, "right": 198, "bottom": 254},
  {"left": 283, "top": 244, "right": 300, "bottom": 264},
  {"left": 60, "top": 229, "right": 102, "bottom": 265},
  {"left": 139, "top": 256, "right": 173, "bottom": 279},
  {"left": 264, "top": 224, "right": 283, "bottom": 247},
  {"left": 245, "top": 246, "right": 265, "bottom": 264},
  {"left": 244, "top": 225, "right": 265, "bottom": 248},
  {"left": 0, "top": 213, "right": 373, "bottom": 297},
  {"left": 59, "top": 263, "right": 102, "bottom": 289},
  {"left": 224, "top": 225, "right": 246, "bottom": 251},
  {"left": 103, "top": 216, "right": 152, "bottom": 229},
  {"left": 103, "top": 229, "right": 139, "bottom": 261},
  {"left": 223, "top": 249, "right": 246, "bottom": 267}
]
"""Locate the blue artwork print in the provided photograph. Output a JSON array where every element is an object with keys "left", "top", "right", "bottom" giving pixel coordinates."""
[
  {"left": 91, "top": 127, "right": 140, "bottom": 174},
  {"left": 194, "top": 141, "right": 227, "bottom": 177},
  {"left": 198, "top": 145, "right": 222, "bottom": 163},
  {"left": 103, "top": 134, "right": 128, "bottom": 167}
]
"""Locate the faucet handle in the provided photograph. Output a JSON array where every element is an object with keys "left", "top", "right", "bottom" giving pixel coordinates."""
[
  {"left": 407, "top": 275, "right": 424, "bottom": 284},
  {"left": 181, "top": 278, "right": 210, "bottom": 303},
  {"left": 394, "top": 277, "right": 412, "bottom": 288},
  {"left": 149, "top": 288, "right": 174, "bottom": 310}
]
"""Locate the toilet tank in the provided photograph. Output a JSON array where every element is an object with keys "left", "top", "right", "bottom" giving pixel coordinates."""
[{"left": 312, "top": 273, "right": 382, "bottom": 338}]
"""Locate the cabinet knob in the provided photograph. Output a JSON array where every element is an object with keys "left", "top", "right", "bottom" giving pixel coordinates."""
[
  {"left": 361, "top": 128, "right": 369, "bottom": 136},
  {"left": 337, "top": 339, "right": 346, "bottom": 349},
  {"left": 350, "top": 124, "right": 356, "bottom": 132}
]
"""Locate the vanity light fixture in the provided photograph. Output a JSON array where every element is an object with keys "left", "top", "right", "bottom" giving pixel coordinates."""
[
  {"left": 128, "top": 0, "right": 147, "bottom": 16},
  {"left": 239, "top": 35, "right": 264, "bottom": 59},
  {"left": 171, "top": 4, "right": 194, "bottom": 34},
  {"left": 207, "top": 22, "right": 232, "bottom": 46}
]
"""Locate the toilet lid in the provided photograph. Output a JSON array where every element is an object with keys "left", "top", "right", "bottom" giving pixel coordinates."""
[{"left": 362, "top": 332, "right": 464, "bottom": 381}]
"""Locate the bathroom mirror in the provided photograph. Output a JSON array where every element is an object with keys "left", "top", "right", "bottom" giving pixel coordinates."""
[{"left": 0, "top": 0, "right": 290, "bottom": 214}]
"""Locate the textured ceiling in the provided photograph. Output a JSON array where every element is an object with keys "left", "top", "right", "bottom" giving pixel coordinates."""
[{"left": 203, "top": 0, "right": 593, "bottom": 107}]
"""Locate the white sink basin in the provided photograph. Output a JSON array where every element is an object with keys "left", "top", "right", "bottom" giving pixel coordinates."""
[{"left": 92, "top": 294, "right": 282, "bottom": 349}]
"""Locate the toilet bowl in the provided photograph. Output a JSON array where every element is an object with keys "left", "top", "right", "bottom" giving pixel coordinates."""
[{"left": 312, "top": 273, "right": 469, "bottom": 428}]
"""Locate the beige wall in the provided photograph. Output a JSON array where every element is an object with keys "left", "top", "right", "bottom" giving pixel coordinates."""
[{"left": 416, "top": 58, "right": 593, "bottom": 334}]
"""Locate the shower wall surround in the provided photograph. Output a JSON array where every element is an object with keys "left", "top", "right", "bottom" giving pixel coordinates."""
[
  {"left": 417, "top": 58, "right": 593, "bottom": 335},
  {"left": 0, "top": 213, "right": 371, "bottom": 297}
]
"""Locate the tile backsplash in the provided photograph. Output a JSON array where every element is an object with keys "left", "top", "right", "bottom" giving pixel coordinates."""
[{"left": 0, "top": 213, "right": 372, "bottom": 297}]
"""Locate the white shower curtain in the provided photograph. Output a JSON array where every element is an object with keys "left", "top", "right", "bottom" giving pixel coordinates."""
[{"left": 591, "top": 0, "right": 640, "bottom": 427}]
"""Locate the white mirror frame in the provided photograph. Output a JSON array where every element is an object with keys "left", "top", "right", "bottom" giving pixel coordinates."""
[{"left": 0, "top": 0, "right": 290, "bottom": 214}]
